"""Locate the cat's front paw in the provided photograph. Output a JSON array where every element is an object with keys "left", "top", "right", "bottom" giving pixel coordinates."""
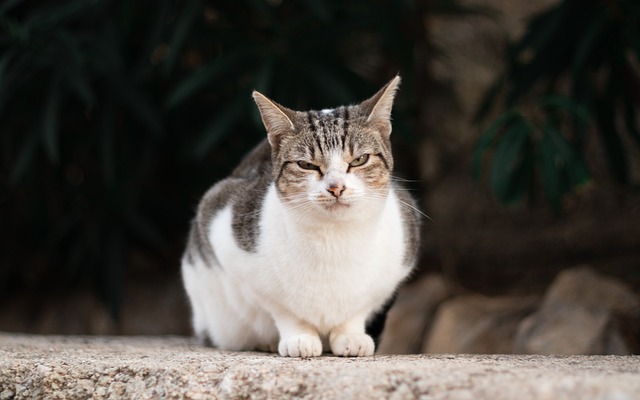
[
  {"left": 330, "top": 333, "right": 375, "bottom": 357},
  {"left": 278, "top": 334, "right": 322, "bottom": 358}
]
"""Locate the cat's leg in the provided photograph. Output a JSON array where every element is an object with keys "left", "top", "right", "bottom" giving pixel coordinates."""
[
  {"left": 273, "top": 312, "right": 322, "bottom": 358},
  {"left": 329, "top": 313, "right": 375, "bottom": 357}
]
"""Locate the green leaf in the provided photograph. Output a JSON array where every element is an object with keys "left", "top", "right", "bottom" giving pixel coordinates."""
[
  {"left": 473, "top": 75, "right": 505, "bottom": 123},
  {"left": 539, "top": 95, "right": 589, "bottom": 125},
  {"left": 161, "top": 0, "right": 202, "bottom": 76},
  {"left": 0, "top": 50, "right": 15, "bottom": 112},
  {"left": 538, "top": 129, "right": 562, "bottom": 211},
  {"left": 489, "top": 118, "right": 533, "bottom": 203},
  {"left": 472, "top": 109, "right": 520, "bottom": 180},
  {"left": 55, "top": 30, "right": 94, "bottom": 105},
  {"left": 133, "top": 0, "right": 171, "bottom": 79},
  {"left": 572, "top": 11, "right": 608, "bottom": 74},
  {"left": 0, "top": 0, "right": 23, "bottom": 16},
  {"left": 27, "top": 0, "right": 100, "bottom": 29},
  {"left": 595, "top": 94, "right": 628, "bottom": 184},
  {"left": 300, "top": 0, "right": 332, "bottom": 22},
  {"left": 9, "top": 125, "right": 39, "bottom": 184},
  {"left": 544, "top": 124, "right": 590, "bottom": 187},
  {"left": 622, "top": 90, "right": 640, "bottom": 148},
  {"left": 111, "top": 76, "right": 163, "bottom": 135},
  {"left": 165, "top": 50, "right": 251, "bottom": 109},
  {"left": 41, "top": 75, "right": 62, "bottom": 165},
  {"left": 191, "top": 96, "right": 246, "bottom": 160}
]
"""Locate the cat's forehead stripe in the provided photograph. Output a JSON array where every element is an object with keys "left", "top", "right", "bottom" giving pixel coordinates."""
[
  {"left": 304, "top": 107, "right": 352, "bottom": 157},
  {"left": 341, "top": 107, "right": 349, "bottom": 151}
]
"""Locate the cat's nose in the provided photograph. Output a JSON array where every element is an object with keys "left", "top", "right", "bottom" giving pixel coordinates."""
[{"left": 327, "top": 183, "right": 345, "bottom": 198}]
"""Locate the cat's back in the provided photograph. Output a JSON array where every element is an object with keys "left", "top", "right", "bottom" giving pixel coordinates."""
[
  {"left": 229, "top": 139, "right": 272, "bottom": 179},
  {"left": 185, "top": 140, "right": 273, "bottom": 265}
]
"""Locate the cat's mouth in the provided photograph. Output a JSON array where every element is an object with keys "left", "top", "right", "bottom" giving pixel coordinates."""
[{"left": 321, "top": 198, "right": 351, "bottom": 211}]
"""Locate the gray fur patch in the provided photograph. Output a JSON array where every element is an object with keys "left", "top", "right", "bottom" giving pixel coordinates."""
[{"left": 184, "top": 141, "right": 273, "bottom": 267}]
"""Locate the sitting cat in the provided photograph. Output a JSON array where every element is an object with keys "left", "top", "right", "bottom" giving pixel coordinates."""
[{"left": 181, "top": 75, "right": 420, "bottom": 357}]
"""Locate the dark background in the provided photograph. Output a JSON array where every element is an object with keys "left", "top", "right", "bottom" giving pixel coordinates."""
[{"left": 1, "top": 0, "right": 639, "bottom": 335}]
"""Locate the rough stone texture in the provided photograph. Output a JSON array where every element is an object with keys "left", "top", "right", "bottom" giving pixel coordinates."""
[
  {"left": 1, "top": 334, "right": 640, "bottom": 400},
  {"left": 514, "top": 267, "right": 640, "bottom": 355},
  {"left": 424, "top": 295, "right": 538, "bottom": 354},
  {"left": 378, "top": 274, "right": 451, "bottom": 354}
]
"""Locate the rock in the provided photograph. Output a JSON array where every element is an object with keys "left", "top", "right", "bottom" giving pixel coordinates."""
[
  {"left": 514, "top": 266, "right": 640, "bottom": 355},
  {"left": 425, "top": 295, "right": 537, "bottom": 354},
  {"left": 2, "top": 334, "right": 640, "bottom": 400},
  {"left": 378, "top": 274, "right": 451, "bottom": 354}
]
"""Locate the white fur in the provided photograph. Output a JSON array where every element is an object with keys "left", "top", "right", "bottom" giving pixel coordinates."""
[{"left": 182, "top": 174, "right": 411, "bottom": 357}]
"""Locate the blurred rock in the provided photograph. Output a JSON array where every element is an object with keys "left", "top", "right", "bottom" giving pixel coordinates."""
[
  {"left": 514, "top": 266, "right": 640, "bottom": 355},
  {"left": 425, "top": 295, "right": 537, "bottom": 354},
  {"left": 378, "top": 274, "right": 451, "bottom": 354}
]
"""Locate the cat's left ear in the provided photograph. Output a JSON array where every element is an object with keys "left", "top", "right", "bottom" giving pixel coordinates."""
[
  {"left": 252, "top": 91, "right": 296, "bottom": 148},
  {"left": 360, "top": 75, "right": 401, "bottom": 137}
]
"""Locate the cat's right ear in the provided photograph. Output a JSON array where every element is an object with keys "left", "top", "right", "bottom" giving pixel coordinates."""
[{"left": 252, "top": 91, "right": 296, "bottom": 147}]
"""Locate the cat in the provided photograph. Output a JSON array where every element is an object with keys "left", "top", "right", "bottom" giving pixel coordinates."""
[{"left": 181, "top": 75, "right": 420, "bottom": 357}]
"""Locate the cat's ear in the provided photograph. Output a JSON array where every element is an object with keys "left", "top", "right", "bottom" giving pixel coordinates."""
[
  {"left": 252, "top": 91, "right": 296, "bottom": 147},
  {"left": 360, "top": 75, "right": 401, "bottom": 137}
]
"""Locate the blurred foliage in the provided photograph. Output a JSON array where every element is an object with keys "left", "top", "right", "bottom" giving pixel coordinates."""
[
  {"left": 474, "top": 0, "right": 640, "bottom": 210},
  {"left": 0, "top": 0, "right": 460, "bottom": 318}
]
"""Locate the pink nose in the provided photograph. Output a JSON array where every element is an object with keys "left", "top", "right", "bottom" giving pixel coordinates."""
[{"left": 327, "top": 184, "right": 345, "bottom": 198}]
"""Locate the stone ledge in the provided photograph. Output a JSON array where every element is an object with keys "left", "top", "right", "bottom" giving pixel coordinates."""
[{"left": 1, "top": 334, "right": 639, "bottom": 399}]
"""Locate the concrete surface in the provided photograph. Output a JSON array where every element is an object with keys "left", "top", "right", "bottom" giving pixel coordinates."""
[{"left": 1, "top": 333, "right": 639, "bottom": 399}]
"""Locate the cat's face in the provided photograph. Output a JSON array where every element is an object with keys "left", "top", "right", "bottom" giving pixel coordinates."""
[
  {"left": 272, "top": 108, "right": 392, "bottom": 218},
  {"left": 253, "top": 76, "right": 400, "bottom": 219}
]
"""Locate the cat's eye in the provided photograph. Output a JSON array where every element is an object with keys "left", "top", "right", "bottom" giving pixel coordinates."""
[
  {"left": 349, "top": 154, "right": 369, "bottom": 168},
  {"left": 297, "top": 160, "right": 320, "bottom": 171}
]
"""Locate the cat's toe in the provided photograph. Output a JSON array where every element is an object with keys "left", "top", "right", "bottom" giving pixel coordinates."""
[
  {"left": 330, "top": 333, "right": 375, "bottom": 357},
  {"left": 278, "top": 334, "right": 322, "bottom": 358}
]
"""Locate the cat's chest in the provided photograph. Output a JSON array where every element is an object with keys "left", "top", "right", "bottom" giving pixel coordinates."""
[
  {"left": 208, "top": 184, "right": 407, "bottom": 327},
  {"left": 260, "top": 186, "right": 402, "bottom": 263},
  {"left": 211, "top": 184, "right": 404, "bottom": 274}
]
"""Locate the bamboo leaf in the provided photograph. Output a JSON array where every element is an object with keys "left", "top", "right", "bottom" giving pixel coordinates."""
[
  {"left": 473, "top": 75, "right": 505, "bottom": 123},
  {"left": 504, "top": 135, "right": 534, "bottom": 204},
  {"left": 191, "top": 96, "right": 246, "bottom": 160},
  {"left": 545, "top": 124, "right": 590, "bottom": 187},
  {"left": 539, "top": 129, "right": 562, "bottom": 211},
  {"left": 55, "top": 30, "right": 94, "bottom": 105},
  {"left": 165, "top": 50, "right": 251, "bottom": 109},
  {"left": 472, "top": 109, "right": 520, "bottom": 180},
  {"left": 300, "top": 0, "right": 332, "bottom": 22},
  {"left": 41, "top": 75, "right": 62, "bottom": 165},
  {"left": 572, "top": 11, "right": 608, "bottom": 74},
  {"left": 489, "top": 118, "right": 532, "bottom": 203},
  {"left": 111, "top": 76, "right": 163, "bottom": 135},
  {"left": 0, "top": 0, "right": 23, "bottom": 16},
  {"left": 161, "top": 0, "right": 202, "bottom": 76},
  {"left": 623, "top": 91, "right": 640, "bottom": 148},
  {"left": 595, "top": 93, "right": 628, "bottom": 184},
  {"left": 539, "top": 95, "right": 589, "bottom": 125},
  {"left": 9, "top": 125, "right": 39, "bottom": 184}
]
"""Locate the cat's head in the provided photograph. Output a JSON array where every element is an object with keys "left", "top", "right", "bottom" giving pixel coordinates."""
[{"left": 253, "top": 76, "right": 400, "bottom": 220}]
